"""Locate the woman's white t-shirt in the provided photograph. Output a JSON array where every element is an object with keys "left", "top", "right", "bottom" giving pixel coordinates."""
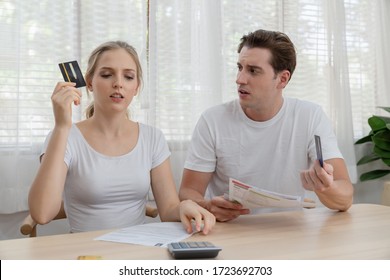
[{"left": 42, "top": 123, "right": 170, "bottom": 232}]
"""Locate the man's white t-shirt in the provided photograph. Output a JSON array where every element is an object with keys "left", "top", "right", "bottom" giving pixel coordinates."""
[
  {"left": 184, "top": 97, "right": 343, "bottom": 202},
  {"left": 42, "top": 123, "right": 170, "bottom": 232}
]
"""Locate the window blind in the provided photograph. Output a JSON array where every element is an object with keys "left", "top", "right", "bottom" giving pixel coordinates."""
[
  {"left": 0, "top": 0, "right": 388, "bottom": 212},
  {"left": 0, "top": 0, "right": 147, "bottom": 152},
  {"left": 0, "top": 0, "right": 386, "bottom": 148}
]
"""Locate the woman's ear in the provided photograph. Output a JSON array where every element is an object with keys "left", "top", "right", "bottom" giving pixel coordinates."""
[
  {"left": 86, "top": 80, "right": 93, "bottom": 92},
  {"left": 134, "top": 83, "right": 140, "bottom": 96}
]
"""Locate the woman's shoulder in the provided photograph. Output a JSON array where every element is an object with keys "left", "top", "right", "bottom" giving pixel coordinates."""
[
  {"left": 139, "top": 122, "right": 162, "bottom": 133},
  {"left": 138, "top": 123, "right": 169, "bottom": 157},
  {"left": 69, "top": 122, "right": 89, "bottom": 141}
]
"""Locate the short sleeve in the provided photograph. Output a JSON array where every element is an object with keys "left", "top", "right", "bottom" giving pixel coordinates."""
[
  {"left": 309, "top": 107, "right": 343, "bottom": 162},
  {"left": 184, "top": 114, "right": 217, "bottom": 172},
  {"left": 41, "top": 129, "right": 72, "bottom": 167},
  {"left": 150, "top": 127, "right": 171, "bottom": 169}
]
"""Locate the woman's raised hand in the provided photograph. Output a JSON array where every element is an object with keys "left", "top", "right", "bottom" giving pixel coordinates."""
[{"left": 51, "top": 82, "right": 82, "bottom": 128}]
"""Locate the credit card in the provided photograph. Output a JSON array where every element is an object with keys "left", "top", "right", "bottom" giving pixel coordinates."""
[
  {"left": 58, "top": 60, "right": 86, "bottom": 88},
  {"left": 314, "top": 135, "right": 323, "bottom": 167},
  {"left": 77, "top": 255, "right": 103, "bottom": 260}
]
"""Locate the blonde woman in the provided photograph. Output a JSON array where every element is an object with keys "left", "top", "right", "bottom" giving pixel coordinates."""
[{"left": 29, "top": 41, "right": 215, "bottom": 233}]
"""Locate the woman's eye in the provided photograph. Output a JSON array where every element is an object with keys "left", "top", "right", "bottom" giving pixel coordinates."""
[
  {"left": 125, "top": 76, "right": 134, "bottom": 80},
  {"left": 100, "top": 74, "right": 111, "bottom": 78}
]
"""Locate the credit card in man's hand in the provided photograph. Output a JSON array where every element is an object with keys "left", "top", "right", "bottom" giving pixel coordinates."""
[
  {"left": 314, "top": 135, "right": 324, "bottom": 167},
  {"left": 58, "top": 61, "right": 86, "bottom": 88}
]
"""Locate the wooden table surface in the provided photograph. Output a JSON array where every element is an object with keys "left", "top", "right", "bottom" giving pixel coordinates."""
[{"left": 1, "top": 203, "right": 389, "bottom": 259}]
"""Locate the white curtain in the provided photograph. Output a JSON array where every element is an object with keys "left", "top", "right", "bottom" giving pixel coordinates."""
[
  {"left": 1, "top": 0, "right": 388, "bottom": 214},
  {"left": 147, "top": 0, "right": 388, "bottom": 184},
  {"left": 324, "top": 0, "right": 357, "bottom": 183},
  {"left": 0, "top": 0, "right": 148, "bottom": 213},
  {"left": 376, "top": 0, "right": 390, "bottom": 107}
]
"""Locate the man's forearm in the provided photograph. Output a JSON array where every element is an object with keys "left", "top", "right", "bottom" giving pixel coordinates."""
[{"left": 179, "top": 188, "right": 210, "bottom": 210}]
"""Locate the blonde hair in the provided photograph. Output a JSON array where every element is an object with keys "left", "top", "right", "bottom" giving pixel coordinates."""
[{"left": 84, "top": 41, "right": 143, "bottom": 118}]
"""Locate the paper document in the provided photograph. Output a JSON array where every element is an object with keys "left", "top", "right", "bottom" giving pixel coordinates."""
[
  {"left": 228, "top": 178, "right": 315, "bottom": 208},
  {"left": 95, "top": 222, "right": 194, "bottom": 247}
]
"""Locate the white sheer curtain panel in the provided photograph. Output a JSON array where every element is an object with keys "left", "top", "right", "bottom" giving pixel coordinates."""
[
  {"left": 148, "top": 0, "right": 287, "bottom": 185},
  {"left": 147, "top": 0, "right": 226, "bottom": 186},
  {"left": 324, "top": 0, "right": 357, "bottom": 182},
  {"left": 0, "top": 1, "right": 81, "bottom": 214},
  {"left": 376, "top": 0, "right": 390, "bottom": 107},
  {"left": 0, "top": 0, "right": 147, "bottom": 214}
]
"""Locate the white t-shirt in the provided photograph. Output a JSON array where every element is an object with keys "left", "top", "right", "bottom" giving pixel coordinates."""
[
  {"left": 42, "top": 123, "right": 170, "bottom": 232},
  {"left": 184, "top": 97, "right": 343, "bottom": 202}
]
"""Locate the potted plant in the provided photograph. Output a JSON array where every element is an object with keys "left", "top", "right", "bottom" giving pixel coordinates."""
[
  {"left": 355, "top": 106, "right": 390, "bottom": 181},
  {"left": 355, "top": 107, "right": 390, "bottom": 205}
]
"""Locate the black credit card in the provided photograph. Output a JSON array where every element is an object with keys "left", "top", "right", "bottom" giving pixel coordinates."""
[
  {"left": 314, "top": 135, "right": 324, "bottom": 167},
  {"left": 58, "top": 60, "right": 86, "bottom": 88}
]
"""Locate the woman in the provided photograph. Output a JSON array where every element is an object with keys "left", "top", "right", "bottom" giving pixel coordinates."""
[{"left": 28, "top": 41, "right": 215, "bottom": 234}]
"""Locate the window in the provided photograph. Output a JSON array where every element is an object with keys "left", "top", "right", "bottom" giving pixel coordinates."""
[
  {"left": 1, "top": 0, "right": 387, "bottom": 148},
  {"left": 0, "top": 0, "right": 147, "bottom": 152},
  {"left": 0, "top": 0, "right": 388, "bottom": 212}
]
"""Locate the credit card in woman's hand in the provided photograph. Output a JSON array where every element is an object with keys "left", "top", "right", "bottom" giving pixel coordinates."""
[
  {"left": 58, "top": 60, "right": 86, "bottom": 88},
  {"left": 314, "top": 135, "right": 323, "bottom": 167}
]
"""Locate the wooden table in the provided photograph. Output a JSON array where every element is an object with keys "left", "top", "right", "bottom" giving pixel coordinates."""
[{"left": 1, "top": 203, "right": 389, "bottom": 259}]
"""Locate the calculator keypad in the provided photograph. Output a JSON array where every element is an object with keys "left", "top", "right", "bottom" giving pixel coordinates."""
[{"left": 167, "top": 241, "right": 222, "bottom": 259}]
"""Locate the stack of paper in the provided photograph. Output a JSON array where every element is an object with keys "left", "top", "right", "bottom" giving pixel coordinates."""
[
  {"left": 227, "top": 178, "right": 315, "bottom": 208},
  {"left": 95, "top": 222, "right": 194, "bottom": 247}
]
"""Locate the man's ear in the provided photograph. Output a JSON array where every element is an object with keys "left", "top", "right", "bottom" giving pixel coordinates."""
[{"left": 277, "top": 70, "right": 291, "bottom": 89}]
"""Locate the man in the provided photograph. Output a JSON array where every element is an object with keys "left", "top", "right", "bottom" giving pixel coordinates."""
[{"left": 179, "top": 29, "right": 353, "bottom": 222}]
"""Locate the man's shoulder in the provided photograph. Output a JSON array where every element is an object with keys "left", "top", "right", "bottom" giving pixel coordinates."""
[
  {"left": 202, "top": 99, "right": 237, "bottom": 117},
  {"left": 286, "top": 97, "right": 322, "bottom": 113}
]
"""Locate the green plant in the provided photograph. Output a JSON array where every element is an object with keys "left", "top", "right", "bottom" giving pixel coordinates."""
[{"left": 355, "top": 107, "right": 390, "bottom": 181}]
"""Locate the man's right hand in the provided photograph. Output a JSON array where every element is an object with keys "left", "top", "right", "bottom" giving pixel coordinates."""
[{"left": 205, "top": 196, "right": 250, "bottom": 222}]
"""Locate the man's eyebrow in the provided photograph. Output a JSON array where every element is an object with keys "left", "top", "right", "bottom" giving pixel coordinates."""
[
  {"left": 247, "top": 64, "right": 263, "bottom": 71},
  {"left": 237, "top": 63, "right": 263, "bottom": 71}
]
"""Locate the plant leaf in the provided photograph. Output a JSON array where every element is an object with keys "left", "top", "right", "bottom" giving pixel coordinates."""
[
  {"left": 374, "top": 146, "right": 390, "bottom": 159},
  {"left": 382, "top": 158, "right": 390, "bottom": 167},
  {"left": 368, "top": 116, "right": 387, "bottom": 132},
  {"left": 378, "top": 106, "right": 390, "bottom": 114},
  {"left": 357, "top": 153, "right": 380, "bottom": 165},
  {"left": 372, "top": 130, "right": 390, "bottom": 151},
  {"left": 360, "top": 170, "right": 390, "bottom": 181},
  {"left": 355, "top": 134, "right": 373, "bottom": 144},
  {"left": 372, "top": 115, "right": 390, "bottom": 124}
]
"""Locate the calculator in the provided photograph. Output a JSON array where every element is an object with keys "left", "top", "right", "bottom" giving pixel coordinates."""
[{"left": 167, "top": 241, "right": 222, "bottom": 259}]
